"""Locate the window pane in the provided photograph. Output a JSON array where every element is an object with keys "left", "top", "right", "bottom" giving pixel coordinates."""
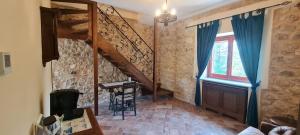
[
  {"left": 232, "top": 41, "right": 246, "bottom": 77},
  {"left": 211, "top": 40, "right": 228, "bottom": 75}
]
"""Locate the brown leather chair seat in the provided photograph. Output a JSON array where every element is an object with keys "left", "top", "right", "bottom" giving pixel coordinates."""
[
  {"left": 268, "top": 126, "right": 296, "bottom": 135},
  {"left": 261, "top": 116, "right": 297, "bottom": 134}
]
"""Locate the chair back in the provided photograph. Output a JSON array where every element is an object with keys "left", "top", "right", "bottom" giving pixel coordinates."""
[
  {"left": 115, "top": 81, "right": 138, "bottom": 120},
  {"left": 122, "top": 82, "right": 136, "bottom": 94}
]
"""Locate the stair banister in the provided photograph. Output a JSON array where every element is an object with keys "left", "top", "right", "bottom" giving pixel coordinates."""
[
  {"left": 97, "top": 7, "right": 152, "bottom": 64},
  {"left": 109, "top": 6, "right": 153, "bottom": 52}
]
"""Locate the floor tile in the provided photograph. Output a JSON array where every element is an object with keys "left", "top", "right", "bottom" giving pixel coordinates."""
[{"left": 97, "top": 97, "right": 246, "bottom": 135}]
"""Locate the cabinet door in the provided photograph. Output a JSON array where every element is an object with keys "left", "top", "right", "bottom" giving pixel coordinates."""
[
  {"left": 40, "top": 7, "right": 59, "bottom": 67},
  {"left": 202, "top": 81, "right": 248, "bottom": 123},
  {"left": 223, "top": 90, "right": 238, "bottom": 113},
  {"left": 203, "top": 82, "right": 222, "bottom": 112},
  {"left": 221, "top": 85, "right": 248, "bottom": 122}
]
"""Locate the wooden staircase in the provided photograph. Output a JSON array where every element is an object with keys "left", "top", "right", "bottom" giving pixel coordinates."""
[
  {"left": 95, "top": 36, "right": 153, "bottom": 91},
  {"left": 53, "top": 1, "right": 173, "bottom": 99}
]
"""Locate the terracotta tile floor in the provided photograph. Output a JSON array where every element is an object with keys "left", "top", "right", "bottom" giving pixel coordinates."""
[{"left": 96, "top": 97, "right": 246, "bottom": 135}]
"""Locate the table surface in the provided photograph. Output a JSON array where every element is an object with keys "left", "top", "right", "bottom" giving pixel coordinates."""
[
  {"left": 73, "top": 108, "right": 104, "bottom": 135},
  {"left": 99, "top": 81, "right": 136, "bottom": 89}
]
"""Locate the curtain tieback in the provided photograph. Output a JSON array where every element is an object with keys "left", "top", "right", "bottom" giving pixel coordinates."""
[{"left": 251, "top": 81, "right": 261, "bottom": 89}]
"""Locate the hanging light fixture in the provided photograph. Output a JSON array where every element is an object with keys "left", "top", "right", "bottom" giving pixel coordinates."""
[{"left": 155, "top": 0, "right": 177, "bottom": 26}]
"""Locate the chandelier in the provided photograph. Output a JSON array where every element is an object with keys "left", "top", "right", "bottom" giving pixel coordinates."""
[{"left": 155, "top": 0, "right": 177, "bottom": 26}]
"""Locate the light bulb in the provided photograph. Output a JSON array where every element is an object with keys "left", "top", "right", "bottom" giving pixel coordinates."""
[
  {"left": 155, "top": 9, "right": 161, "bottom": 16},
  {"left": 171, "top": 8, "right": 176, "bottom": 15},
  {"left": 162, "top": 3, "right": 167, "bottom": 10}
]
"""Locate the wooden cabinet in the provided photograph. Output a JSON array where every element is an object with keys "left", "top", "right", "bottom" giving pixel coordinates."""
[
  {"left": 40, "top": 7, "right": 59, "bottom": 67},
  {"left": 202, "top": 80, "right": 248, "bottom": 123}
]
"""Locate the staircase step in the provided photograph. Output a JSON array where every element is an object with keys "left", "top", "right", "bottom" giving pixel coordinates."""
[
  {"left": 118, "top": 66, "right": 126, "bottom": 70},
  {"left": 71, "top": 29, "right": 88, "bottom": 35},
  {"left": 110, "top": 60, "right": 117, "bottom": 64},
  {"left": 140, "top": 84, "right": 153, "bottom": 96},
  {"left": 157, "top": 88, "right": 174, "bottom": 97},
  {"left": 97, "top": 33, "right": 153, "bottom": 92},
  {"left": 58, "top": 19, "right": 89, "bottom": 26},
  {"left": 56, "top": 8, "right": 88, "bottom": 15},
  {"left": 57, "top": 26, "right": 88, "bottom": 40},
  {"left": 85, "top": 39, "right": 92, "bottom": 45},
  {"left": 123, "top": 71, "right": 131, "bottom": 75},
  {"left": 111, "top": 62, "right": 120, "bottom": 67},
  {"left": 102, "top": 52, "right": 110, "bottom": 56}
]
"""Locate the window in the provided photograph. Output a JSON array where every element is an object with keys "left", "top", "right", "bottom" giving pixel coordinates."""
[{"left": 207, "top": 35, "right": 248, "bottom": 82}]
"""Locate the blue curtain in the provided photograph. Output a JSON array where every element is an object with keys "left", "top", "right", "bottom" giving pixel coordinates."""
[
  {"left": 195, "top": 20, "right": 219, "bottom": 106},
  {"left": 231, "top": 10, "right": 265, "bottom": 128}
]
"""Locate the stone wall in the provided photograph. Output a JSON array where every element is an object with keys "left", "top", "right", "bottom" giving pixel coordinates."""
[
  {"left": 127, "top": 19, "right": 154, "bottom": 49},
  {"left": 126, "top": 20, "right": 154, "bottom": 80},
  {"left": 98, "top": 15, "right": 154, "bottom": 80},
  {"left": 53, "top": 39, "right": 128, "bottom": 107},
  {"left": 158, "top": 0, "right": 265, "bottom": 105},
  {"left": 158, "top": 0, "right": 300, "bottom": 119},
  {"left": 52, "top": 6, "right": 154, "bottom": 107},
  {"left": 159, "top": 20, "right": 196, "bottom": 104},
  {"left": 261, "top": 6, "right": 300, "bottom": 119}
]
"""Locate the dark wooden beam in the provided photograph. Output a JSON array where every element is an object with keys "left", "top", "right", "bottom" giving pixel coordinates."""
[
  {"left": 72, "top": 29, "right": 88, "bottom": 35},
  {"left": 90, "top": 3, "right": 99, "bottom": 116},
  {"left": 57, "top": 32, "right": 88, "bottom": 40},
  {"left": 55, "top": 8, "right": 88, "bottom": 15},
  {"left": 88, "top": 3, "right": 92, "bottom": 40},
  {"left": 57, "top": 26, "right": 88, "bottom": 40},
  {"left": 58, "top": 19, "right": 89, "bottom": 26}
]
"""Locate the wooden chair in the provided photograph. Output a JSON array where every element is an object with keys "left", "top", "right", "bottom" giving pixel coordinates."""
[{"left": 113, "top": 82, "right": 137, "bottom": 120}]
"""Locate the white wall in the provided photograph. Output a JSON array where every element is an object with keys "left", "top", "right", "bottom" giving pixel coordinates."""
[{"left": 0, "top": 0, "right": 51, "bottom": 134}]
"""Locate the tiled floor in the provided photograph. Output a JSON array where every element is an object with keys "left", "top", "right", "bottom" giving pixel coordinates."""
[{"left": 97, "top": 97, "right": 246, "bottom": 135}]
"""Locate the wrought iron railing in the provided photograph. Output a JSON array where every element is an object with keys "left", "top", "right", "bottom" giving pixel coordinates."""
[{"left": 97, "top": 4, "right": 153, "bottom": 79}]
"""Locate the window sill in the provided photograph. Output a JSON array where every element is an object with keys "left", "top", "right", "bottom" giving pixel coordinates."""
[{"left": 201, "top": 77, "right": 252, "bottom": 88}]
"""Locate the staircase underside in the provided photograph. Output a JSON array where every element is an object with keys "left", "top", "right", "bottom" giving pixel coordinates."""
[
  {"left": 54, "top": 6, "right": 174, "bottom": 97},
  {"left": 96, "top": 36, "right": 153, "bottom": 91}
]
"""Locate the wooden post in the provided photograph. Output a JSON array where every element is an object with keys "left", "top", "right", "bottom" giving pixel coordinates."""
[
  {"left": 88, "top": 4, "right": 92, "bottom": 39},
  {"left": 89, "top": 2, "right": 99, "bottom": 115},
  {"left": 153, "top": 18, "right": 158, "bottom": 101}
]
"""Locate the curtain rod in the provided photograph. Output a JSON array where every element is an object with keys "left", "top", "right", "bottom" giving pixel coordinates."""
[{"left": 185, "top": 1, "right": 291, "bottom": 29}]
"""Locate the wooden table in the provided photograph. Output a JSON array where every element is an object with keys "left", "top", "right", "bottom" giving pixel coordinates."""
[
  {"left": 73, "top": 108, "right": 104, "bottom": 135},
  {"left": 99, "top": 81, "right": 138, "bottom": 110},
  {"left": 99, "top": 81, "right": 137, "bottom": 90}
]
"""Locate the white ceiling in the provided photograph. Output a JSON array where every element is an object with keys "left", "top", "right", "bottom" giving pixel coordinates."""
[{"left": 96, "top": 0, "right": 240, "bottom": 24}]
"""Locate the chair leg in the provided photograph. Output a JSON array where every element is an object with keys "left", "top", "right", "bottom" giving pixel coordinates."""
[
  {"left": 122, "top": 96, "right": 124, "bottom": 120},
  {"left": 134, "top": 90, "right": 136, "bottom": 116},
  {"left": 113, "top": 98, "right": 117, "bottom": 116},
  {"left": 134, "top": 100, "right": 136, "bottom": 116},
  {"left": 122, "top": 106, "right": 125, "bottom": 120},
  {"left": 109, "top": 93, "right": 112, "bottom": 110}
]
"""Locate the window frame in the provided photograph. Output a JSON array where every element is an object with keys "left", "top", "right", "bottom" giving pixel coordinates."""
[{"left": 207, "top": 35, "right": 248, "bottom": 82}]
